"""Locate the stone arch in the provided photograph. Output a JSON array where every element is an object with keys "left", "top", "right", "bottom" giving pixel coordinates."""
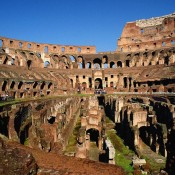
[
  {"left": 18, "top": 81, "right": 23, "bottom": 90},
  {"left": 27, "top": 60, "right": 32, "bottom": 69},
  {"left": 44, "top": 61, "right": 50, "bottom": 68},
  {"left": 110, "top": 81, "right": 114, "bottom": 87},
  {"left": 125, "top": 60, "right": 130, "bottom": 67},
  {"left": 70, "top": 79, "right": 73, "bottom": 88},
  {"left": 40, "top": 82, "right": 46, "bottom": 90},
  {"left": 77, "top": 56, "right": 84, "bottom": 69},
  {"left": 86, "top": 62, "right": 92, "bottom": 69},
  {"left": 93, "top": 58, "right": 102, "bottom": 69},
  {"left": 3, "top": 57, "right": 8, "bottom": 64},
  {"left": 86, "top": 128, "right": 100, "bottom": 146},
  {"left": 102, "top": 55, "right": 108, "bottom": 68},
  {"left": 10, "top": 81, "right": 15, "bottom": 89},
  {"left": 117, "top": 61, "right": 122, "bottom": 67},
  {"left": 48, "top": 82, "right": 52, "bottom": 89},
  {"left": 82, "top": 82, "right": 87, "bottom": 90},
  {"left": 95, "top": 78, "right": 103, "bottom": 89},
  {"left": 69, "top": 55, "right": 76, "bottom": 62},
  {"left": 33, "top": 82, "right": 38, "bottom": 89},
  {"left": 0, "top": 39, "right": 2, "bottom": 47},
  {"left": 123, "top": 77, "right": 127, "bottom": 88},
  {"left": 164, "top": 55, "right": 170, "bottom": 65},
  {"left": 110, "top": 61, "right": 116, "bottom": 68},
  {"left": 2, "top": 81, "right": 8, "bottom": 91}
]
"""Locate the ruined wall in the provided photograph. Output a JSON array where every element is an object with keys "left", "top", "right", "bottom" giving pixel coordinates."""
[
  {"left": 0, "top": 97, "right": 81, "bottom": 152},
  {"left": 118, "top": 13, "right": 175, "bottom": 52}
]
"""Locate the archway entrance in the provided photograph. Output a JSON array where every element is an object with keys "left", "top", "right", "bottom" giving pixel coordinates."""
[
  {"left": 95, "top": 78, "right": 103, "bottom": 89},
  {"left": 86, "top": 128, "right": 100, "bottom": 161}
]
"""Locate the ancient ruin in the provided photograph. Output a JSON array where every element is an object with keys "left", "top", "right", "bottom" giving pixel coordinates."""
[{"left": 0, "top": 13, "right": 175, "bottom": 175}]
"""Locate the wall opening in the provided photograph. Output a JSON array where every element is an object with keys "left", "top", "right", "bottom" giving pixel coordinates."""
[
  {"left": 33, "top": 82, "right": 38, "bottom": 89},
  {"left": 117, "top": 61, "right": 122, "bottom": 67},
  {"left": 69, "top": 55, "right": 75, "bottom": 62},
  {"left": 86, "top": 129, "right": 99, "bottom": 147},
  {"left": 44, "top": 46, "right": 48, "bottom": 53},
  {"left": 78, "top": 48, "right": 81, "bottom": 52},
  {"left": 48, "top": 116, "right": 56, "bottom": 124},
  {"left": 123, "top": 77, "right": 127, "bottom": 88},
  {"left": 110, "top": 61, "right": 116, "bottom": 68},
  {"left": 40, "top": 82, "right": 45, "bottom": 90},
  {"left": 3, "top": 57, "right": 8, "bottom": 64},
  {"left": 48, "top": 82, "right": 52, "bottom": 89},
  {"left": 10, "top": 81, "right": 15, "bottom": 89},
  {"left": 0, "top": 40, "right": 2, "bottom": 47},
  {"left": 27, "top": 60, "right": 32, "bottom": 69},
  {"left": 18, "top": 81, "right": 23, "bottom": 89},
  {"left": 28, "top": 43, "right": 31, "bottom": 49},
  {"left": 95, "top": 78, "right": 103, "bottom": 89},
  {"left": 126, "top": 60, "right": 130, "bottom": 67},
  {"left": 86, "top": 62, "right": 91, "bottom": 69},
  {"left": 162, "top": 42, "right": 166, "bottom": 46},
  {"left": 93, "top": 58, "right": 101, "bottom": 69},
  {"left": 19, "top": 42, "right": 23, "bottom": 48},
  {"left": 89, "top": 77, "right": 92, "bottom": 88},
  {"left": 2, "top": 81, "right": 7, "bottom": 91},
  {"left": 62, "top": 47, "right": 65, "bottom": 52},
  {"left": 44, "top": 61, "right": 50, "bottom": 68}
]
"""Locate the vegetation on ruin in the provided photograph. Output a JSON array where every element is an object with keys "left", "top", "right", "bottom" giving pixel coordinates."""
[
  {"left": 106, "top": 117, "right": 134, "bottom": 174},
  {"left": 64, "top": 116, "right": 81, "bottom": 153},
  {"left": 106, "top": 129, "right": 134, "bottom": 173}
]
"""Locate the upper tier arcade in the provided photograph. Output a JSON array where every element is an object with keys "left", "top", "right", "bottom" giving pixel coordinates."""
[
  {"left": 117, "top": 13, "right": 175, "bottom": 52},
  {"left": 0, "top": 36, "right": 96, "bottom": 55}
]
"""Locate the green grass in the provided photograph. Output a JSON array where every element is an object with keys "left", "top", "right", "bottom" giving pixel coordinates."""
[
  {"left": 106, "top": 129, "right": 134, "bottom": 174},
  {"left": 64, "top": 116, "right": 81, "bottom": 153}
]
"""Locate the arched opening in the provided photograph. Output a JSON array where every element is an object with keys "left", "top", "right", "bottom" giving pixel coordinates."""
[
  {"left": 33, "top": 82, "right": 38, "bottom": 89},
  {"left": 53, "top": 54, "right": 59, "bottom": 61},
  {"left": 69, "top": 55, "right": 76, "bottom": 62},
  {"left": 48, "top": 82, "right": 52, "bottom": 89},
  {"left": 40, "top": 82, "right": 45, "bottom": 90},
  {"left": 18, "top": 81, "right": 23, "bottom": 89},
  {"left": 44, "top": 61, "right": 50, "bottom": 68},
  {"left": 82, "top": 82, "right": 87, "bottom": 90},
  {"left": 70, "top": 79, "right": 73, "bottom": 88},
  {"left": 11, "top": 58, "right": 15, "bottom": 65},
  {"left": 89, "top": 77, "right": 92, "bottom": 88},
  {"left": 27, "top": 60, "right": 32, "bottom": 69},
  {"left": 110, "top": 61, "right": 116, "bottom": 68},
  {"left": 123, "top": 77, "right": 127, "bottom": 88},
  {"left": 3, "top": 57, "right": 8, "bottom": 64},
  {"left": 44, "top": 46, "right": 48, "bottom": 53},
  {"left": 0, "top": 115, "right": 9, "bottom": 137},
  {"left": 78, "top": 56, "right": 84, "bottom": 69},
  {"left": 164, "top": 56, "right": 169, "bottom": 65},
  {"left": 2, "top": 81, "right": 7, "bottom": 91},
  {"left": 10, "top": 81, "right": 15, "bottom": 89},
  {"left": 117, "top": 61, "right": 122, "bottom": 67},
  {"left": 78, "top": 62, "right": 83, "bottom": 69},
  {"left": 95, "top": 78, "right": 103, "bottom": 89},
  {"left": 86, "top": 128, "right": 99, "bottom": 147},
  {"left": 47, "top": 116, "right": 56, "bottom": 124},
  {"left": 110, "top": 81, "right": 114, "bottom": 87},
  {"left": 125, "top": 60, "right": 130, "bottom": 67},
  {"left": 93, "top": 58, "right": 102, "bottom": 69},
  {"left": 102, "top": 55, "right": 108, "bottom": 68},
  {"left": 86, "top": 62, "right": 91, "bottom": 69},
  {"left": 0, "top": 40, "right": 2, "bottom": 47}
]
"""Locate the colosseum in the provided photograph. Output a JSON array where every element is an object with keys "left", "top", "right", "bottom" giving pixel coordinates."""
[{"left": 0, "top": 13, "right": 175, "bottom": 175}]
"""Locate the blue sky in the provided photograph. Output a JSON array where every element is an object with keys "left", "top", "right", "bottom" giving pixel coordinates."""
[{"left": 0, "top": 0, "right": 174, "bottom": 52}]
